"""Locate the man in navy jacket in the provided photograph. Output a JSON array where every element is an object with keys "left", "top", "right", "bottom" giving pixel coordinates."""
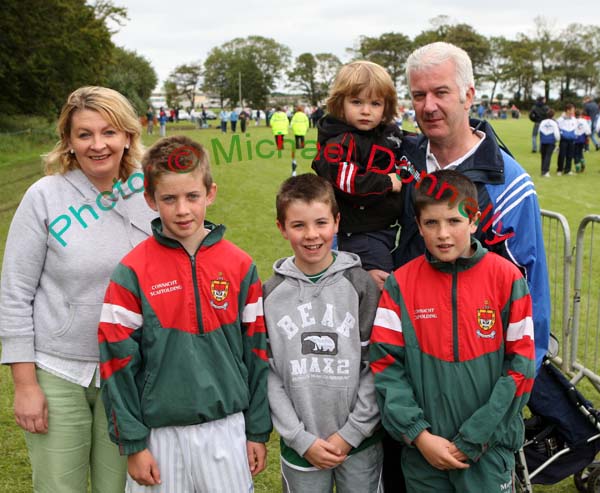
[
  {"left": 384, "top": 40, "right": 550, "bottom": 493},
  {"left": 397, "top": 41, "right": 550, "bottom": 370}
]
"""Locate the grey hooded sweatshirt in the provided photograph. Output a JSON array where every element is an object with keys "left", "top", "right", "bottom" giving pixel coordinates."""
[
  {"left": 0, "top": 169, "right": 155, "bottom": 364},
  {"left": 264, "top": 251, "right": 381, "bottom": 469}
]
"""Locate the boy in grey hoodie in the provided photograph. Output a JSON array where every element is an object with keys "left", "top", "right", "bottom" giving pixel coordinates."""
[{"left": 264, "top": 174, "right": 383, "bottom": 492}]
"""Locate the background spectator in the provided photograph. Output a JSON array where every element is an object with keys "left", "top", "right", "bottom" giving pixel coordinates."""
[
  {"left": 230, "top": 108, "right": 239, "bottom": 132},
  {"left": 239, "top": 109, "right": 249, "bottom": 133},
  {"left": 219, "top": 109, "right": 229, "bottom": 133},
  {"left": 530, "top": 96, "right": 550, "bottom": 152},
  {"left": 539, "top": 108, "right": 560, "bottom": 177},
  {"left": 146, "top": 106, "right": 154, "bottom": 135},
  {"left": 583, "top": 95, "right": 599, "bottom": 151},
  {"left": 290, "top": 105, "right": 309, "bottom": 149}
]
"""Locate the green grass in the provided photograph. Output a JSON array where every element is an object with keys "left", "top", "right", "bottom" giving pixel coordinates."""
[{"left": 1, "top": 117, "right": 599, "bottom": 492}]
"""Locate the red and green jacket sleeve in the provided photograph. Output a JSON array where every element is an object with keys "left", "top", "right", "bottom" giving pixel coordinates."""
[
  {"left": 99, "top": 262, "right": 148, "bottom": 455},
  {"left": 369, "top": 274, "right": 430, "bottom": 444},
  {"left": 239, "top": 264, "right": 272, "bottom": 442}
]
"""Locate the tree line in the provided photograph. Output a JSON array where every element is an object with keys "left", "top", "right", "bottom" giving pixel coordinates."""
[
  {"left": 1, "top": 0, "right": 157, "bottom": 117},
  {"left": 3, "top": 3, "right": 600, "bottom": 118},
  {"left": 170, "top": 16, "right": 600, "bottom": 110}
]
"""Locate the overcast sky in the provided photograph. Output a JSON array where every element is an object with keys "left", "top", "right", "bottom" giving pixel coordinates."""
[{"left": 112, "top": 0, "right": 600, "bottom": 92}]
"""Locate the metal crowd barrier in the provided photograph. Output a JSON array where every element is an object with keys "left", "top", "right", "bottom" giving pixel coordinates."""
[
  {"left": 516, "top": 213, "right": 598, "bottom": 493},
  {"left": 540, "top": 210, "right": 572, "bottom": 372},
  {"left": 569, "top": 215, "right": 600, "bottom": 391}
]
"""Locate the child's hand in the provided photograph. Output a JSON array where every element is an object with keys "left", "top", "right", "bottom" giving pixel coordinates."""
[
  {"left": 304, "top": 438, "right": 346, "bottom": 469},
  {"left": 368, "top": 269, "right": 390, "bottom": 291},
  {"left": 448, "top": 442, "right": 469, "bottom": 462},
  {"left": 388, "top": 173, "right": 402, "bottom": 192},
  {"left": 414, "top": 430, "right": 469, "bottom": 471},
  {"left": 326, "top": 432, "right": 352, "bottom": 456},
  {"left": 246, "top": 441, "right": 267, "bottom": 476},
  {"left": 127, "top": 449, "right": 161, "bottom": 486}
]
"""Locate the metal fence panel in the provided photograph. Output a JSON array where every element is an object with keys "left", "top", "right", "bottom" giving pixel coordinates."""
[
  {"left": 541, "top": 210, "right": 572, "bottom": 371},
  {"left": 570, "top": 215, "right": 600, "bottom": 389}
]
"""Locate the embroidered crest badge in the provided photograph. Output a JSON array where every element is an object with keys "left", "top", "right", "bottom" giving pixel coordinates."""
[
  {"left": 476, "top": 300, "right": 496, "bottom": 339},
  {"left": 210, "top": 275, "right": 229, "bottom": 308}
]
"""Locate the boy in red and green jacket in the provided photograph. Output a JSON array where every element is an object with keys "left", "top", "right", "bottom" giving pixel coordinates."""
[
  {"left": 370, "top": 169, "right": 535, "bottom": 492},
  {"left": 98, "top": 136, "right": 271, "bottom": 492}
]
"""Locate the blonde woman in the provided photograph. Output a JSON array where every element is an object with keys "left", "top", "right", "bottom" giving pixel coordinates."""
[{"left": 0, "top": 86, "right": 156, "bottom": 492}]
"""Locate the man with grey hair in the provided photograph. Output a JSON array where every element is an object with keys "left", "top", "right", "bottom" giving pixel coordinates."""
[{"left": 378, "top": 41, "right": 550, "bottom": 491}]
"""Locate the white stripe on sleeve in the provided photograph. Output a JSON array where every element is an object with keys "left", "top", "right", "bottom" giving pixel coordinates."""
[
  {"left": 493, "top": 189, "right": 537, "bottom": 225},
  {"left": 345, "top": 163, "right": 354, "bottom": 192},
  {"left": 495, "top": 173, "right": 530, "bottom": 203},
  {"left": 339, "top": 163, "right": 349, "bottom": 192},
  {"left": 373, "top": 307, "right": 402, "bottom": 333},
  {"left": 242, "top": 298, "right": 264, "bottom": 323},
  {"left": 506, "top": 316, "right": 534, "bottom": 341},
  {"left": 100, "top": 303, "right": 142, "bottom": 329}
]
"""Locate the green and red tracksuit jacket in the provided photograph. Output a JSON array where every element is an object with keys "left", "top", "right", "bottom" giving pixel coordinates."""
[
  {"left": 369, "top": 240, "right": 535, "bottom": 461},
  {"left": 99, "top": 219, "right": 271, "bottom": 455}
]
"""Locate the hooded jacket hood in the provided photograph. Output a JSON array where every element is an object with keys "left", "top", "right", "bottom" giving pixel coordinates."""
[{"left": 272, "top": 250, "right": 362, "bottom": 303}]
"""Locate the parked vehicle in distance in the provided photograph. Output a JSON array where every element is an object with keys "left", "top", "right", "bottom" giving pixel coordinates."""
[
  {"left": 204, "top": 110, "right": 217, "bottom": 120},
  {"left": 177, "top": 109, "right": 191, "bottom": 121}
]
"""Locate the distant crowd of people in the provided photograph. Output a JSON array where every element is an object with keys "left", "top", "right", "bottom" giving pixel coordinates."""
[
  {"left": 215, "top": 105, "right": 326, "bottom": 134},
  {"left": 472, "top": 101, "right": 521, "bottom": 120}
]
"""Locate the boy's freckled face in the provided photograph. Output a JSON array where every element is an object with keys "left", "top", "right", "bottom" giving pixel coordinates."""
[
  {"left": 417, "top": 202, "right": 478, "bottom": 263},
  {"left": 145, "top": 169, "right": 217, "bottom": 251},
  {"left": 277, "top": 200, "right": 340, "bottom": 275}
]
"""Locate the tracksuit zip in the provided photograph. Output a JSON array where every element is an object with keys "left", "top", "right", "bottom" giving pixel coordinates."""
[
  {"left": 452, "top": 265, "right": 459, "bottom": 362},
  {"left": 189, "top": 255, "right": 204, "bottom": 335}
]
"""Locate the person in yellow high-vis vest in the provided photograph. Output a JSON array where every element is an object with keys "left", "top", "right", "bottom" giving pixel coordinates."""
[
  {"left": 290, "top": 106, "right": 310, "bottom": 150},
  {"left": 270, "top": 107, "right": 289, "bottom": 150}
]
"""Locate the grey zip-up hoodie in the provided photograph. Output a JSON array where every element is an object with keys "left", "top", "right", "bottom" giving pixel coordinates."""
[
  {"left": 0, "top": 169, "right": 155, "bottom": 363},
  {"left": 264, "top": 251, "right": 380, "bottom": 460}
]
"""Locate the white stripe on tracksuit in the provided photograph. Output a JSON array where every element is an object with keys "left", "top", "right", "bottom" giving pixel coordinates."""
[
  {"left": 338, "top": 162, "right": 355, "bottom": 193},
  {"left": 126, "top": 412, "right": 253, "bottom": 493}
]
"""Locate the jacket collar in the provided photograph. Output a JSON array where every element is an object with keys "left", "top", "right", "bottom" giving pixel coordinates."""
[
  {"left": 425, "top": 237, "right": 487, "bottom": 273},
  {"left": 151, "top": 217, "right": 225, "bottom": 251},
  {"left": 415, "top": 118, "right": 505, "bottom": 184}
]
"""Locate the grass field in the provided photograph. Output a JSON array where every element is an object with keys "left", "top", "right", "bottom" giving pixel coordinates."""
[{"left": 1, "top": 116, "right": 599, "bottom": 492}]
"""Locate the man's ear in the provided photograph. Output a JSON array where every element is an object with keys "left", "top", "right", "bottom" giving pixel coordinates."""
[{"left": 464, "top": 86, "right": 475, "bottom": 110}]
